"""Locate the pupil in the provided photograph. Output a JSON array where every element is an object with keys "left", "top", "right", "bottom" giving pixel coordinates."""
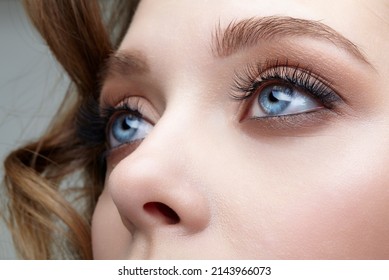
[
  {"left": 268, "top": 91, "right": 279, "bottom": 103},
  {"left": 122, "top": 116, "right": 132, "bottom": 130},
  {"left": 258, "top": 84, "right": 294, "bottom": 115}
]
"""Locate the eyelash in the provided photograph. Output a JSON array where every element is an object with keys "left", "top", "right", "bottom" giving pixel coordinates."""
[
  {"left": 77, "top": 61, "right": 342, "bottom": 155},
  {"left": 231, "top": 59, "right": 341, "bottom": 109},
  {"left": 101, "top": 100, "right": 142, "bottom": 123},
  {"left": 76, "top": 97, "right": 142, "bottom": 153},
  {"left": 100, "top": 99, "right": 144, "bottom": 141}
]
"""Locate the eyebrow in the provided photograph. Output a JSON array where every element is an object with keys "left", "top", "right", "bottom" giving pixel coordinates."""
[
  {"left": 100, "top": 16, "right": 373, "bottom": 86},
  {"left": 100, "top": 50, "right": 149, "bottom": 81},
  {"left": 212, "top": 16, "right": 371, "bottom": 66}
]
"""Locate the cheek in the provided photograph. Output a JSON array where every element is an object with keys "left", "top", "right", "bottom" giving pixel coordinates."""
[
  {"left": 91, "top": 189, "right": 131, "bottom": 259},
  {"left": 269, "top": 172, "right": 389, "bottom": 259},
  {"left": 281, "top": 139, "right": 389, "bottom": 258},
  {"left": 215, "top": 122, "right": 389, "bottom": 258}
]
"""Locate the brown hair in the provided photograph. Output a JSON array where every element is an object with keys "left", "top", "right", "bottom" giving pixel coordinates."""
[{"left": 1, "top": 0, "right": 140, "bottom": 259}]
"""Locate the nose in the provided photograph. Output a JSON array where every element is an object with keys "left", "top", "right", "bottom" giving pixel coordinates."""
[{"left": 106, "top": 135, "right": 211, "bottom": 236}]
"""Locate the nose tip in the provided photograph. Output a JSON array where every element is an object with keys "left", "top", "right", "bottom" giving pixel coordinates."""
[{"left": 107, "top": 155, "right": 211, "bottom": 235}]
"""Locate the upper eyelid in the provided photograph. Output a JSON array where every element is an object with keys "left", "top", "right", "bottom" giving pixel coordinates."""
[
  {"left": 102, "top": 102, "right": 153, "bottom": 151},
  {"left": 98, "top": 50, "right": 150, "bottom": 109},
  {"left": 101, "top": 96, "right": 159, "bottom": 125},
  {"left": 231, "top": 61, "right": 336, "bottom": 98},
  {"left": 231, "top": 62, "right": 345, "bottom": 124}
]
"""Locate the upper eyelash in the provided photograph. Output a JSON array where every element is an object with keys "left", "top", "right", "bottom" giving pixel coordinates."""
[
  {"left": 75, "top": 98, "right": 143, "bottom": 182},
  {"left": 100, "top": 99, "right": 142, "bottom": 123},
  {"left": 77, "top": 61, "right": 340, "bottom": 145},
  {"left": 76, "top": 97, "right": 106, "bottom": 146},
  {"left": 100, "top": 99, "right": 143, "bottom": 141},
  {"left": 231, "top": 59, "right": 341, "bottom": 108},
  {"left": 76, "top": 97, "right": 142, "bottom": 149}
]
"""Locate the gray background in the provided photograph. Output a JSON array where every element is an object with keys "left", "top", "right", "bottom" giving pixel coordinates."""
[{"left": 0, "top": 0, "right": 68, "bottom": 259}]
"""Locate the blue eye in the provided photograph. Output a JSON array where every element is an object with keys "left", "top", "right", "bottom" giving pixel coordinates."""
[
  {"left": 251, "top": 84, "right": 323, "bottom": 118},
  {"left": 109, "top": 113, "right": 153, "bottom": 148}
]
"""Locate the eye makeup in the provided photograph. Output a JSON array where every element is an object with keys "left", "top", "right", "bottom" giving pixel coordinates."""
[
  {"left": 76, "top": 97, "right": 151, "bottom": 154},
  {"left": 83, "top": 52, "right": 355, "bottom": 160},
  {"left": 229, "top": 59, "right": 346, "bottom": 129},
  {"left": 232, "top": 59, "right": 342, "bottom": 107},
  {"left": 89, "top": 61, "right": 345, "bottom": 150},
  {"left": 101, "top": 97, "right": 157, "bottom": 150}
]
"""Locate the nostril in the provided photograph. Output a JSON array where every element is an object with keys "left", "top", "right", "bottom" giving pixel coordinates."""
[{"left": 143, "top": 202, "right": 180, "bottom": 225}]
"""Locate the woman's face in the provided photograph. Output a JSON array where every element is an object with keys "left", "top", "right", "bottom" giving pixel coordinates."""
[{"left": 92, "top": 0, "right": 389, "bottom": 259}]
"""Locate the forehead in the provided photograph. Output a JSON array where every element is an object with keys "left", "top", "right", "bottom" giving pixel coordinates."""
[
  {"left": 123, "top": 0, "right": 388, "bottom": 44},
  {"left": 118, "top": 0, "right": 389, "bottom": 79}
]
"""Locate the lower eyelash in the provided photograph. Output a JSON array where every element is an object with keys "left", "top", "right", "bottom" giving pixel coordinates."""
[
  {"left": 100, "top": 98, "right": 143, "bottom": 121},
  {"left": 240, "top": 108, "right": 343, "bottom": 135},
  {"left": 231, "top": 59, "right": 341, "bottom": 108}
]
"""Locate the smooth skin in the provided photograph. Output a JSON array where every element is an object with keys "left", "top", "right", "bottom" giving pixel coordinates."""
[{"left": 92, "top": 0, "right": 389, "bottom": 259}]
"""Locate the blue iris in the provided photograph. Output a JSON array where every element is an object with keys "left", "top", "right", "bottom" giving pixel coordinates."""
[
  {"left": 258, "top": 85, "right": 294, "bottom": 115},
  {"left": 111, "top": 114, "right": 140, "bottom": 143},
  {"left": 110, "top": 113, "right": 152, "bottom": 147}
]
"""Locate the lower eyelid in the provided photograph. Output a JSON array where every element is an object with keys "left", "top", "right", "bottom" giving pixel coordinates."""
[
  {"left": 105, "top": 138, "right": 144, "bottom": 161},
  {"left": 246, "top": 109, "right": 341, "bottom": 130}
]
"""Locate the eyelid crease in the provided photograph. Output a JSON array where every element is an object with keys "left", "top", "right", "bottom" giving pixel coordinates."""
[
  {"left": 118, "top": 97, "right": 155, "bottom": 121},
  {"left": 101, "top": 96, "right": 159, "bottom": 125}
]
